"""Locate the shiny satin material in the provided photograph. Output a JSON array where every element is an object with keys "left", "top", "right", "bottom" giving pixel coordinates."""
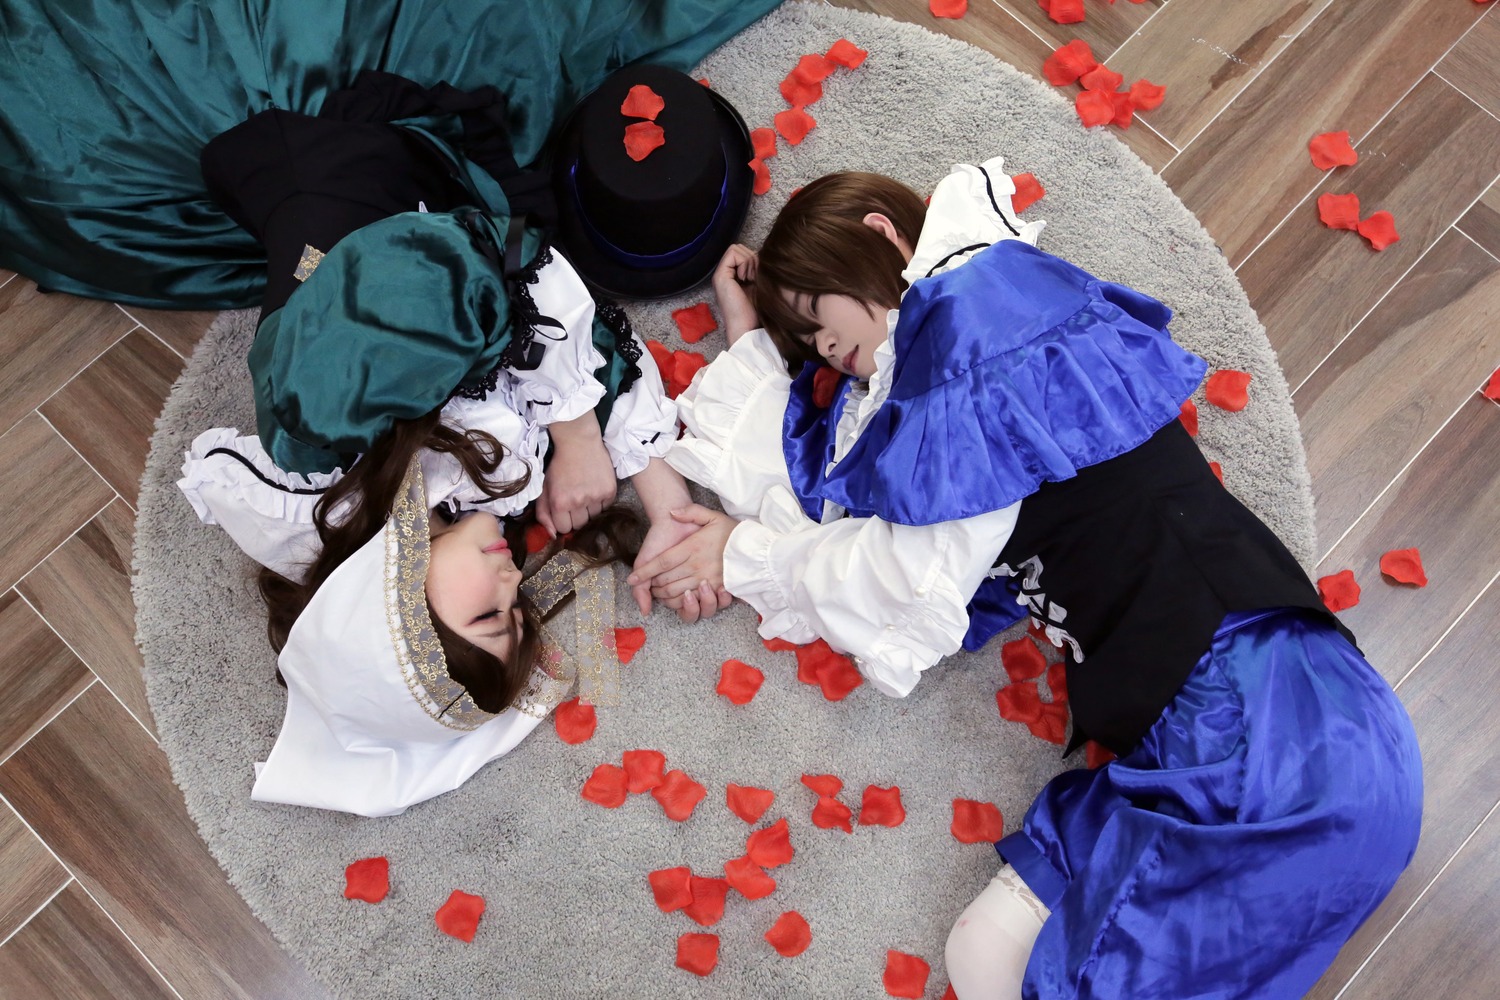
[
  {"left": 782, "top": 241, "right": 1208, "bottom": 526},
  {"left": 998, "top": 610, "right": 1423, "bottom": 999},
  {"left": 0, "top": 0, "right": 780, "bottom": 307}
]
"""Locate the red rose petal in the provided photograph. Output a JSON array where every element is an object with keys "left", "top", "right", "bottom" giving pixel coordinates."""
[
  {"left": 811, "top": 795, "right": 854, "bottom": 833},
  {"left": 816, "top": 655, "right": 864, "bottom": 701},
  {"left": 765, "top": 910, "right": 813, "bottom": 957},
  {"left": 1000, "top": 636, "right": 1047, "bottom": 682},
  {"left": 812, "top": 364, "right": 843, "bottom": 407},
  {"left": 929, "top": 0, "right": 969, "bottom": 18},
  {"left": 1208, "top": 460, "right": 1224, "bottom": 485},
  {"left": 676, "top": 932, "right": 720, "bottom": 976},
  {"left": 623, "top": 749, "right": 667, "bottom": 793},
  {"left": 344, "top": 856, "right": 390, "bottom": 903},
  {"left": 748, "top": 156, "right": 772, "bottom": 197},
  {"left": 791, "top": 53, "right": 836, "bottom": 85},
  {"left": 1380, "top": 547, "right": 1428, "bottom": 587},
  {"left": 1079, "top": 66, "right": 1124, "bottom": 93},
  {"left": 683, "top": 876, "right": 730, "bottom": 927},
  {"left": 670, "top": 350, "right": 708, "bottom": 398},
  {"left": 1308, "top": 130, "right": 1358, "bottom": 170},
  {"left": 1357, "top": 211, "right": 1401, "bottom": 251},
  {"left": 1027, "top": 701, "right": 1070, "bottom": 745},
  {"left": 649, "top": 866, "right": 694, "bottom": 912},
  {"left": 698, "top": 77, "right": 710, "bottom": 87},
  {"left": 1085, "top": 740, "right": 1117, "bottom": 769},
  {"left": 943, "top": 986, "right": 959, "bottom": 1000},
  {"left": 524, "top": 520, "right": 552, "bottom": 554},
  {"left": 1482, "top": 367, "right": 1500, "bottom": 401},
  {"left": 672, "top": 303, "right": 718, "bottom": 344},
  {"left": 801, "top": 773, "right": 844, "bottom": 797},
  {"left": 1046, "top": 0, "right": 1085, "bottom": 23},
  {"left": 554, "top": 697, "right": 597, "bottom": 744},
  {"left": 884, "top": 950, "right": 932, "bottom": 999},
  {"left": 779, "top": 73, "right": 823, "bottom": 108},
  {"left": 1317, "top": 569, "right": 1361, "bottom": 612},
  {"left": 746, "top": 817, "right": 795, "bottom": 868},
  {"left": 826, "top": 38, "right": 869, "bottom": 69},
  {"left": 1179, "top": 398, "right": 1199, "bottom": 436},
  {"left": 1317, "top": 192, "right": 1361, "bottom": 231},
  {"left": 1046, "top": 661, "right": 1068, "bottom": 703},
  {"left": 724, "top": 856, "right": 778, "bottom": 899},
  {"left": 996, "top": 681, "right": 1043, "bottom": 724},
  {"left": 620, "top": 84, "right": 665, "bottom": 121},
  {"left": 750, "top": 126, "right": 778, "bottom": 161},
  {"left": 1075, "top": 89, "right": 1116, "bottom": 128},
  {"left": 859, "top": 785, "right": 906, "bottom": 827},
  {"left": 775, "top": 107, "right": 817, "bottom": 146},
  {"left": 623, "top": 121, "right": 665, "bottom": 162},
  {"left": 614, "top": 626, "right": 647, "bottom": 664},
  {"left": 1204, "top": 369, "right": 1252, "bottom": 412},
  {"left": 717, "top": 659, "right": 766, "bottom": 705},
  {"left": 653, "top": 769, "right": 708, "bottom": 821},
  {"left": 1011, "top": 172, "right": 1045, "bottom": 214},
  {"left": 726, "top": 783, "right": 776, "bottom": 824},
  {"left": 645, "top": 338, "right": 673, "bottom": 377},
  {"left": 1110, "top": 91, "right": 1136, "bottom": 129},
  {"left": 581, "top": 763, "right": 628, "bottom": 808},
  {"left": 951, "top": 799, "right": 1004, "bottom": 844},
  {"left": 435, "top": 889, "right": 485, "bottom": 942},
  {"left": 1042, "top": 40, "right": 1098, "bottom": 87},
  {"left": 1128, "top": 79, "right": 1166, "bottom": 111},
  {"left": 763, "top": 635, "right": 799, "bottom": 652}
]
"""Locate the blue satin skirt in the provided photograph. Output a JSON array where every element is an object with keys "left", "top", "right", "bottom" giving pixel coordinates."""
[{"left": 997, "top": 609, "right": 1423, "bottom": 999}]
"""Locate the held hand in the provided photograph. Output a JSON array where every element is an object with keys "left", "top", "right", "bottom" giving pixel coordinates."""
[
  {"left": 659, "top": 581, "right": 733, "bottom": 624},
  {"left": 712, "top": 243, "right": 760, "bottom": 341},
  {"left": 629, "top": 511, "right": 704, "bottom": 616},
  {"left": 626, "top": 505, "right": 737, "bottom": 621},
  {"left": 537, "top": 422, "right": 617, "bottom": 536}
]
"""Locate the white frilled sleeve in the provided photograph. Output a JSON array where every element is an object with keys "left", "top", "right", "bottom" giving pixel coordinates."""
[
  {"left": 503, "top": 252, "right": 606, "bottom": 426},
  {"left": 600, "top": 331, "right": 680, "bottom": 479},
  {"left": 903, "top": 155, "right": 1045, "bottom": 282}
]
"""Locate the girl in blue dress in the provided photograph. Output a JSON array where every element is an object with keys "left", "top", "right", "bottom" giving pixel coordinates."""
[{"left": 632, "top": 161, "right": 1423, "bottom": 998}]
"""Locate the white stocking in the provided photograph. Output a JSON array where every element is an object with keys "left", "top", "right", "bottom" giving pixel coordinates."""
[{"left": 945, "top": 865, "right": 1050, "bottom": 1000}]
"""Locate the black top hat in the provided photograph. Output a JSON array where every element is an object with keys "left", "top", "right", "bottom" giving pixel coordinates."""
[{"left": 551, "top": 64, "right": 754, "bottom": 299}]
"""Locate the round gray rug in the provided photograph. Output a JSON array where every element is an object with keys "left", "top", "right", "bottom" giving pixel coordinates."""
[{"left": 134, "top": 4, "right": 1317, "bottom": 998}]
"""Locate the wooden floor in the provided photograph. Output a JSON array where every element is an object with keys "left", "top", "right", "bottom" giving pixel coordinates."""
[{"left": 0, "top": 0, "right": 1496, "bottom": 996}]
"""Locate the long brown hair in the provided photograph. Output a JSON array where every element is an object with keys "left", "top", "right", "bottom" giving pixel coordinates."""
[{"left": 754, "top": 171, "right": 927, "bottom": 370}]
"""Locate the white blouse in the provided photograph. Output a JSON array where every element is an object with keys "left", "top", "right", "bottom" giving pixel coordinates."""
[{"left": 666, "top": 157, "right": 1043, "bottom": 698}]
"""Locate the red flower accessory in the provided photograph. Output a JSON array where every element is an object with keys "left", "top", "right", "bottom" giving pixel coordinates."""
[
  {"left": 1357, "top": 211, "right": 1401, "bottom": 251},
  {"left": 1380, "top": 547, "right": 1428, "bottom": 586},
  {"left": 620, "top": 84, "right": 665, "bottom": 121},
  {"left": 1079, "top": 65, "right": 1124, "bottom": 93},
  {"left": 435, "top": 889, "right": 486, "bottom": 942},
  {"left": 676, "top": 932, "right": 720, "bottom": 976},
  {"left": 623, "top": 121, "right": 665, "bottom": 162},
  {"left": 1317, "top": 569, "right": 1361, "bottom": 612},
  {"left": 724, "top": 856, "right": 777, "bottom": 899},
  {"left": 344, "top": 856, "right": 390, "bottom": 903},
  {"left": 826, "top": 38, "right": 869, "bottom": 69},
  {"left": 683, "top": 876, "right": 730, "bottom": 926},
  {"left": 1308, "top": 130, "right": 1358, "bottom": 170},
  {"left": 775, "top": 107, "right": 817, "bottom": 146},
  {"left": 1044, "top": 0, "right": 1086, "bottom": 24},
  {"left": 653, "top": 770, "right": 708, "bottom": 821},
  {"left": 672, "top": 303, "right": 718, "bottom": 344},
  {"left": 717, "top": 659, "right": 765, "bottom": 705},
  {"left": 582, "top": 763, "right": 629, "bottom": 808},
  {"left": 1075, "top": 89, "right": 1116, "bottom": 128},
  {"left": 726, "top": 783, "right": 776, "bottom": 824},
  {"left": 751, "top": 126, "right": 778, "bottom": 161},
  {"left": 1042, "top": 40, "right": 1098, "bottom": 86},
  {"left": 746, "top": 818, "right": 796, "bottom": 868},
  {"left": 811, "top": 365, "right": 842, "bottom": 408},
  {"left": 554, "top": 697, "right": 597, "bottom": 744},
  {"left": 929, "top": 0, "right": 969, "bottom": 19},
  {"left": 884, "top": 950, "right": 932, "bottom": 998},
  {"left": 623, "top": 749, "right": 667, "bottom": 793},
  {"left": 765, "top": 910, "right": 813, "bottom": 957},
  {"left": 1317, "top": 192, "right": 1361, "bottom": 231},
  {"left": 859, "top": 785, "right": 906, "bottom": 827},
  {"left": 1204, "top": 370, "right": 1252, "bottom": 412},
  {"left": 1128, "top": 79, "right": 1166, "bottom": 111},
  {"left": 951, "top": 799, "right": 1004, "bottom": 843},
  {"left": 812, "top": 795, "right": 854, "bottom": 833},
  {"left": 996, "top": 681, "right": 1043, "bottom": 724},
  {"left": 1179, "top": 398, "right": 1199, "bottom": 437},
  {"left": 1001, "top": 636, "right": 1047, "bottom": 682},
  {"left": 649, "top": 866, "right": 694, "bottom": 912},
  {"left": 801, "top": 773, "right": 843, "bottom": 797},
  {"left": 749, "top": 157, "right": 772, "bottom": 197},
  {"left": 614, "top": 626, "right": 647, "bottom": 664},
  {"left": 1011, "top": 172, "right": 1045, "bottom": 214}
]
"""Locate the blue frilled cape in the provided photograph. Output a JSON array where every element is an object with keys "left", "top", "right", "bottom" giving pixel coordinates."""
[{"left": 783, "top": 241, "right": 1208, "bottom": 526}]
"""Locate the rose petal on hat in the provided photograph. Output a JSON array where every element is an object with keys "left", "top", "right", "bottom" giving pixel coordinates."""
[
  {"left": 649, "top": 865, "right": 694, "bottom": 912},
  {"left": 623, "top": 121, "right": 665, "bottom": 162},
  {"left": 1128, "top": 79, "right": 1166, "bottom": 111},
  {"left": 1308, "top": 130, "right": 1358, "bottom": 170},
  {"left": 554, "top": 697, "right": 597, "bottom": 745},
  {"left": 746, "top": 817, "right": 796, "bottom": 868},
  {"left": 816, "top": 655, "right": 864, "bottom": 701},
  {"left": 1204, "top": 369, "right": 1252, "bottom": 412},
  {"left": 1042, "top": 40, "right": 1098, "bottom": 87},
  {"left": 951, "top": 799, "right": 1004, "bottom": 844},
  {"left": 1209, "top": 460, "right": 1225, "bottom": 485},
  {"left": 801, "top": 773, "right": 844, "bottom": 797},
  {"left": 1001, "top": 636, "right": 1047, "bottom": 682},
  {"left": 929, "top": 0, "right": 969, "bottom": 18},
  {"left": 812, "top": 365, "right": 843, "bottom": 407},
  {"left": 672, "top": 303, "right": 718, "bottom": 344},
  {"left": 1380, "top": 547, "right": 1428, "bottom": 587},
  {"left": 344, "top": 856, "right": 390, "bottom": 903},
  {"left": 766, "top": 910, "right": 813, "bottom": 957},
  {"left": 750, "top": 127, "right": 778, "bottom": 161},
  {"left": 1110, "top": 91, "right": 1136, "bottom": 129},
  {"left": 623, "top": 749, "right": 667, "bottom": 793},
  {"left": 859, "top": 785, "right": 906, "bottom": 827},
  {"left": 653, "top": 769, "right": 708, "bottom": 821},
  {"left": 1482, "top": 367, "right": 1500, "bottom": 400},
  {"left": 646, "top": 338, "right": 673, "bottom": 376},
  {"left": 717, "top": 659, "right": 766, "bottom": 705},
  {"left": 763, "top": 636, "right": 799, "bottom": 652},
  {"left": 620, "top": 84, "right": 665, "bottom": 122},
  {"left": 1080, "top": 65, "right": 1124, "bottom": 93},
  {"left": 1317, "top": 192, "right": 1361, "bottom": 231},
  {"left": 811, "top": 795, "right": 854, "bottom": 833},
  {"left": 1085, "top": 740, "right": 1117, "bottom": 769},
  {"left": 748, "top": 157, "right": 772, "bottom": 197},
  {"left": 1010, "top": 172, "right": 1046, "bottom": 214},
  {"left": 683, "top": 876, "right": 730, "bottom": 926},
  {"left": 996, "top": 681, "right": 1043, "bottom": 724},
  {"left": 1357, "top": 211, "right": 1401, "bottom": 251},
  {"left": 614, "top": 626, "right": 647, "bottom": 664},
  {"left": 884, "top": 950, "right": 932, "bottom": 999},
  {"left": 1075, "top": 89, "right": 1116, "bottom": 128},
  {"left": 1317, "top": 569, "right": 1361, "bottom": 612},
  {"left": 826, "top": 38, "right": 869, "bottom": 69},
  {"left": 775, "top": 107, "right": 818, "bottom": 146},
  {"left": 726, "top": 783, "right": 776, "bottom": 824},
  {"left": 779, "top": 73, "right": 823, "bottom": 108},
  {"left": 435, "top": 889, "right": 486, "bottom": 942},
  {"left": 792, "top": 53, "right": 836, "bottom": 85},
  {"left": 1046, "top": 662, "right": 1068, "bottom": 704},
  {"left": 676, "top": 932, "right": 720, "bottom": 976},
  {"left": 670, "top": 350, "right": 708, "bottom": 398},
  {"left": 1179, "top": 398, "right": 1199, "bottom": 436},
  {"left": 1027, "top": 702, "right": 1069, "bottom": 745},
  {"left": 581, "top": 762, "right": 629, "bottom": 808},
  {"left": 724, "top": 856, "right": 778, "bottom": 899}
]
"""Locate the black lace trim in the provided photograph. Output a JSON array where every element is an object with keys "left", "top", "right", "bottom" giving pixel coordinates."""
[
  {"left": 452, "top": 242, "right": 564, "bottom": 402},
  {"left": 595, "top": 299, "right": 643, "bottom": 397}
]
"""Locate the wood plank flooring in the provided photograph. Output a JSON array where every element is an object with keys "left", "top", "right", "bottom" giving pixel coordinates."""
[{"left": 1, "top": 1, "right": 1497, "bottom": 996}]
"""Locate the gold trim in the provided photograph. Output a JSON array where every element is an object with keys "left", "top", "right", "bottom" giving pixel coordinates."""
[{"left": 293, "top": 244, "right": 325, "bottom": 282}]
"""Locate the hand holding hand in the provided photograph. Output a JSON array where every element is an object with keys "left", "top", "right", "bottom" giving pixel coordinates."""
[
  {"left": 626, "top": 505, "right": 737, "bottom": 623},
  {"left": 712, "top": 243, "right": 760, "bottom": 342}
]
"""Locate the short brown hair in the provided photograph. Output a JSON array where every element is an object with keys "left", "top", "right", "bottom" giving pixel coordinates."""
[{"left": 754, "top": 171, "right": 927, "bottom": 370}]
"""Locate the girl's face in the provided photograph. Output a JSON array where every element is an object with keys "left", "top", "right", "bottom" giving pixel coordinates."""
[
  {"left": 783, "top": 289, "right": 890, "bottom": 380},
  {"left": 426, "top": 510, "right": 523, "bottom": 664}
]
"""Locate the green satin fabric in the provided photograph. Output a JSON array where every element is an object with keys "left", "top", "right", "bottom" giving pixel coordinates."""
[{"left": 0, "top": 0, "right": 780, "bottom": 308}]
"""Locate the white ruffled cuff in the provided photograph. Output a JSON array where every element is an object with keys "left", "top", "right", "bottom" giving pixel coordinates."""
[
  {"left": 602, "top": 335, "right": 679, "bottom": 479},
  {"left": 722, "top": 518, "right": 820, "bottom": 646}
]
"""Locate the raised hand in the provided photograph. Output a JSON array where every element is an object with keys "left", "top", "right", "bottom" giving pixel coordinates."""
[{"left": 712, "top": 243, "right": 760, "bottom": 344}]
